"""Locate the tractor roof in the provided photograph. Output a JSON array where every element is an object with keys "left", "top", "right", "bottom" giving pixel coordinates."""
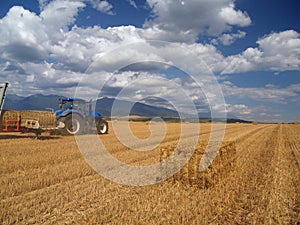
[{"left": 61, "top": 97, "right": 86, "bottom": 102}]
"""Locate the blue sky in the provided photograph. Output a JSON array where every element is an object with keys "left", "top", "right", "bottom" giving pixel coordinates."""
[{"left": 0, "top": 0, "right": 299, "bottom": 122}]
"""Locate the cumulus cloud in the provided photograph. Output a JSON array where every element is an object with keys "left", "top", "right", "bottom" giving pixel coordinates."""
[
  {"left": 222, "top": 30, "right": 300, "bottom": 73},
  {"left": 257, "top": 30, "right": 300, "bottom": 57},
  {"left": 144, "top": 0, "right": 251, "bottom": 41},
  {"left": 0, "top": 0, "right": 87, "bottom": 62},
  {"left": 222, "top": 103, "right": 286, "bottom": 123},
  {"left": 220, "top": 82, "right": 300, "bottom": 122},
  {"left": 219, "top": 3, "right": 251, "bottom": 27},
  {"left": 222, "top": 81, "right": 300, "bottom": 104},
  {"left": 4, "top": 1, "right": 297, "bottom": 78},
  {"left": 40, "top": 0, "right": 85, "bottom": 33},
  {"left": 87, "top": 0, "right": 114, "bottom": 15},
  {"left": 225, "top": 104, "right": 251, "bottom": 115},
  {"left": 0, "top": 6, "right": 48, "bottom": 62},
  {"left": 211, "top": 30, "right": 246, "bottom": 46}
]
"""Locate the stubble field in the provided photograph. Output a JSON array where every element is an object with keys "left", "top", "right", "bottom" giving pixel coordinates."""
[{"left": 0, "top": 122, "right": 299, "bottom": 224}]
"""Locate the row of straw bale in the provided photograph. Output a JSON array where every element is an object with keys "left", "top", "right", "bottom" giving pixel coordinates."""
[
  {"left": 0, "top": 110, "right": 56, "bottom": 129},
  {"left": 160, "top": 141, "right": 237, "bottom": 189}
]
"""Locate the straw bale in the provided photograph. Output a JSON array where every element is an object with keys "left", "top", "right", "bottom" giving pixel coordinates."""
[
  {"left": 1, "top": 110, "right": 56, "bottom": 128},
  {"left": 160, "top": 141, "right": 237, "bottom": 189},
  {"left": 0, "top": 110, "right": 20, "bottom": 128},
  {"left": 20, "top": 110, "right": 56, "bottom": 128}
]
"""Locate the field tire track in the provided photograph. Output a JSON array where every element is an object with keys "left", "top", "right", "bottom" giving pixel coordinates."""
[
  {"left": 211, "top": 125, "right": 279, "bottom": 224},
  {"left": 282, "top": 125, "right": 300, "bottom": 223}
]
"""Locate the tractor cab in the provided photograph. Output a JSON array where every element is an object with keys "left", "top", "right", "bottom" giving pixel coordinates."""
[{"left": 57, "top": 98, "right": 88, "bottom": 117}]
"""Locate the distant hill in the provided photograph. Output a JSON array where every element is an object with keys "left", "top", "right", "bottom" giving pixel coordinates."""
[
  {"left": 95, "top": 97, "right": 179, "bottom": 117},
  {"left": 4, "top": 94, "right": 60, "bottom": 111},
  {"left": 3, "top": 94, "right": 252, "bottom": 123},
  {"left": 3, "top": 94, "right": 180, "bottom": 117}
]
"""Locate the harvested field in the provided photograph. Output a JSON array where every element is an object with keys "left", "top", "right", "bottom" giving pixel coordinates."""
[{"left": 0, "top": 122, "right": 299, "bottom": 224}]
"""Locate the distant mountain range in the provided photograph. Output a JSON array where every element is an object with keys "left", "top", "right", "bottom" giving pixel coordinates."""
[
  {"left": 3, "top": 94, "right": 252, "bottom": 123},
  {"left": 4, "top": 94, "right": 60, "bottom": 111},
  {"left": 3, "top": 94, "right": 179, "bottom": 117}
]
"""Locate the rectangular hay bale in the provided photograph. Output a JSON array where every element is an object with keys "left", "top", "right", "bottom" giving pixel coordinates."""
[
  {"left": 20, "top": 110, "right": 56, "bottom": 128},
  {"left": 0, "top": 110, "right": 20, "bottom": 129}
]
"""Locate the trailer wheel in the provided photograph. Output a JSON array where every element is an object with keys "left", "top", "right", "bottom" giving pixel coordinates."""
[
  {"left": 64, "top": 114, "right": 84, "bottom": 135},
  {"left": 96, "top": 119, "right": 108, "bottom": 134}
]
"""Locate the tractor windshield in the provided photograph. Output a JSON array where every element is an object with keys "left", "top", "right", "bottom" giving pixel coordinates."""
[
  {"left": 61, "top": 101, "right": 72, "bottom": 111},
  {"left": 60, "top": 100, "right": 87, "bottom": 115},
  {"left": 72, "top": 100, "right": 86, "bottom": 112},
  {"left": 61, "top": 100, "right": 86, "bottom": 112}
]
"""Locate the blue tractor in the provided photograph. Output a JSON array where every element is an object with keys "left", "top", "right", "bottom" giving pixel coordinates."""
[{"left": 55, "top": 97, "right": 108, "bottom": 135}]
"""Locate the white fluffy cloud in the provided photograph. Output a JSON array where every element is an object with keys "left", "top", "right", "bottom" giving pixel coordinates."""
[
  {"left": 144, "top": 0, "right": 251, "bottom": 41},
  {"left": 222, "top": 30, "right": 300, "bottom": 73},
  {"left": 0, "top": 0, "right": 86, "bottom": 62},
  {"left": 220, "top": 81, "right": 300, "bottom": 122},
  {"left": 39, "top": 0, "right": 114, "bottom": 15},
  {"left": 0, "top": 2, "right": 298, "bottom": 79},
  {"left": 87, "top": 0, "right": 114, "bottom": 15},
  {"left": 222, "top": 81, "right": 300, "bottom": 104},
  {"left": 40, "top": 0, "right": 85, "bottom": 39},
  {"left": 211, "top": 30, "right": 246, "bottom": 46},
  {"left": 225, "top": 104, "right": 251, "bottom": 115},
  {"left": 0, "top": 6, "right": 48, "bottom": 62},
  {"left": 3, "top": 1, "right": 297, "bottom": 78},
  {"left": 219, "top": 3, "right": 251, "bottom": 27},
  {"left": 258, "top": 30, "right": 300, "bottom": 57}
]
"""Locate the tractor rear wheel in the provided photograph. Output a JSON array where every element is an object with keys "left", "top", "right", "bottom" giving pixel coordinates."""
[
  {"left": 96, "top": 119, "right": 108, "bottom": 134},
  {"left": 63, "top": 114, "right": 84, "bottom": 135}
]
